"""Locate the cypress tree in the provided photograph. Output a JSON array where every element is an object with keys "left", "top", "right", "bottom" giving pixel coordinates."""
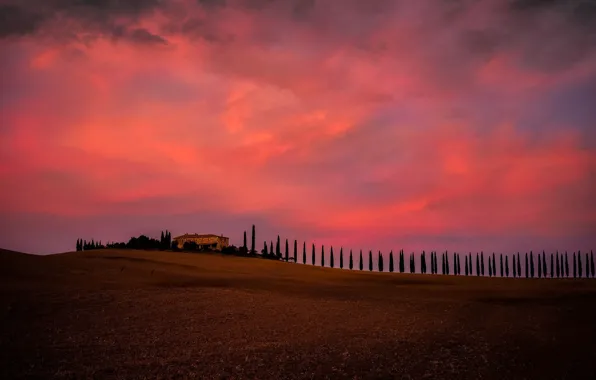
[
  {"left": 513, "top": 255, "right": 517, "bottom": 278},
  {"left": 276, "top": 236, "right": 281, "bottom": 258},
  {"left": 243, "top": 231, "right": 247, "bottom": 250},
  {"left": 294, "top": 240, "right": 297, "bottom": 263},
  {"left": 500, "top": 254, "right": 504, "bottom": 277},
  {"left": 476, "top": 253, "right": 480, "bottom": 276},
  {"left": 505, "top": 255, "right": 509, "bottom": 277},
  {"left": 517, "top": 253, "right": 521, "bottom": 277},
  {"left": 453, "top": 253, "right": 457, "bottom": 275},
  {"left": 303, "top": 242, "right": 306, "bottom": 264},
  {"left": 530, "top": 251, "right": 535, "bottom": 278},
  {"left": 330, "top": 246, "right": 334, "bottom": 268},
  {"left": 421, "top": 251, "right": 426, "bottom": 274},
  {"left": 489, "top": 259, "right": 493, "bottom": 277},
  {"left": 378, "top": 251, "right": 384, "bottom": 272},
  {"left": 340, "top": 247, "right": 344, "bottom": 269},
  {"left": 551, "top": 254, "right": 554, "bottom": 278},
  {"left": 561, "top": 254, "right": 565, "bottom": 277},
  {"left": 411, "top": 253, "right": 416, "bottom": 273},
  {"left": 586, "top": 253, "right": 590, "bottom": 278},
  {"left": 359, "top": 250, "right": 363, "bottom": 271},
  {"left": 573, "top": 252, "right": 577, "bottom": 278},
  {"left": 525, "top": 253, "right": 529, "bottom": 278},
  {"left": 349, "top": 249, "right": 353, "bottom": 270},
  {"left": 312, "top": 243, "right": 315, "bottom": 265},
  {"left": 590, "top": 251, "right": 595, "bottom": 278},
  {"left": 442, "top": 253, "right": 445, "bottom": 274},
  {"left": 91, "top": 239, "right": 95, "bottom": 249},
  {"left": 161, "top": 231, "right": 164, "bottom": 248},
  {"left": 389, "top": 251, "right": 394, "bottom": 273},
  {"left": 251, "top": 225, "right": 256, "bottom": 254},
  {"left": 263, "top": 241, "right": 268, "bottom": 256},
  {"left": 446, "top": 252, "right": 450, "bottom": 275},
  {"left": 481, "top": 252, "right": 485, "bottom": 276},
  {"left": 321, "top": 245, "right": 325, "bottom": 267},
  {"left": 542, "top": 251, "right": 546, "bottom": 277},
  {"left": 556, "top": 252, "right": 561, "bottom": 278},
  {"left": 465, "top": 256, "right": 469, "bottom": 276},
  {"left": 369, "top": 250, "right": 373, "bottom": 271},
  {"left": 538, "top": 254, "right": 542, "bottom": 278},
  {"left": 270, "top": 241, "right": 274, "bottom": 258},
  {"left": 565, "top": 252, "right": 569, "bottom": 277},
  {"left": 285, "top": 239, "right": 289, "bottom": 262}
]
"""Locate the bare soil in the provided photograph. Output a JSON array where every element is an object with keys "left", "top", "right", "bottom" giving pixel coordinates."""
[{"left": 1, "top": 248, "right": 595, "bottom": 379}]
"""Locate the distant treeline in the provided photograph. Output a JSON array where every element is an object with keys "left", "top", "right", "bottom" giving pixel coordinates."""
[
  {"left": 76, "top": 231, "right": 173, "bottom": 251},
  {"left": 243, "top": 225, "right": 595, "bottom": 279}
]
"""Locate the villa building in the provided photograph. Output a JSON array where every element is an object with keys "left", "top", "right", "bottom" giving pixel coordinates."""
[{"left": 173, "top": 233, "right": 230, "bottom": 251}]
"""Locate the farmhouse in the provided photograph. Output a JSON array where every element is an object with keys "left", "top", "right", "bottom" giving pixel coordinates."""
[{"left": 173, "top": 233, "right": 230, "bottom": 251}]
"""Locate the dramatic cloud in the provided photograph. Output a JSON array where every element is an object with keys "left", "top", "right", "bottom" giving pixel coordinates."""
[{"left": 0, "top": 0, "right": 595, "bottom": 254}]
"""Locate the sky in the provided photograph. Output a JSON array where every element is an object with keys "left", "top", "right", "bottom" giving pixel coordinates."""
[{"left": 0, "top": 0, "right": 595, "bottom": 255}]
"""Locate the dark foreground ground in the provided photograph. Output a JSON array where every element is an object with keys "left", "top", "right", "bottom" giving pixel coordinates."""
[{"left": 1, "top": 248, "right": 595, "bottom": 379}]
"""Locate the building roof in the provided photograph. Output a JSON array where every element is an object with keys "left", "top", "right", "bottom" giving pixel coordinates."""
[{"left": 173, "top": 233, "right": 229, "bottom": 240}]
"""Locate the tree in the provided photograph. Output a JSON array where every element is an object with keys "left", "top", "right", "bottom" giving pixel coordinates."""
[
  {"left": 411, "top": 253, "right": 416, "bottom": 273},
  {"left": 161, "top": 231, "right": 165, "bottom": 249},
  {"left": 276, "top": 236, "right": 281, "bottom": 258},
  {"left": 442, "top": 253, "right": 445, "bottom": 275},
  {"left": 349, "top": 249, "right": 353, "bottom": 270},
  {"left": 517, "top": 253, "right": 521, "bottom": 277},
  {"left": 243, "top": 231, "right": 247, "bottom": 250},
  {"left": 481, "top": 252, "right": 485, "bottom": 276},
  {"left": 294, "top": 240, "right": 297, "bottom": 263},
  {"left": 573, "top": 252, "right": 577, "bottom": 278},
  {"left": 551, "top": 253, "right": 555, "bottom": 278},
  {"left": 262, "top": 241, "right": 268, "bottom": 256},
  {"left": 359, "top": 250, "right": 363, "bottom": 271},
  {"left": 340, "top": 247, "right": 344, "bottom": 269},
  {"left": 270, "top": 241, "right": 274, "bottom": 259},
  {"left": 530, "top": 251, "right": 535, "bottom": 278},
  {"left": 399, "top": 250, "right": 404, "bottom": 273},
  {"left": 330, "top": 246, "right": 334, "bottom": 268},
  {"left": 369, "top": 250, "right": 373, "bottom": 271},
  {"left": 556, "top": 252, "right": 561, "bottom": 278},
  {"left": 565, "top": 252, "right": 569, "bottom": 277},
  {"left": 421, "top": 251, "right": 426, "bottom": 274},
  {"left": 303, "top": 242, "right": 306, "bottom": 264},
  {"left": 525, "top": 253, "right": 529, "bottom": 278},
  {"left": 488, "top": 258, "right": 492, "bottom": 277},
  {"left": 586, "top": 253, "right": 590, "bottom": 278},
  {"left": 465, "top": 256, "right": 469, "bottom": 276},
  {"left": 378, "top": 251, "right": 384, "bottom": 272},
  {"left": 251, "top": 225, "right": 256, "bottom": 255},
  {"left": 446, "top": 252, "right": 450, "bottom": 275},
  {"left": 513, "top": 255, "right": 517, "bottom": 278},
  {"left": 506, "top": 255, "right": 510, "bottom": 277},
  {"left": 542, "top": 251, "right": 547, "bottom": 277},
  {"left": 476, "top": 254, "right": 480, "bottom": 276},
  {"left": 500, "top": 254, "right": 504, "bottom": 277},
  {"left": 538, "top": 254, "right": 542, "bottom": 278},
  {"left": 312, "top": 243, "right": 316, "bottom": 265},
  {"left": 389, "top": 250, "right": 394, "bottom": 273},
  {"left": 591, "top": 251, "right": 595, "bottom": 278},
  {"left": 321, "top": 245, "right": 325, "bottom": 267}
]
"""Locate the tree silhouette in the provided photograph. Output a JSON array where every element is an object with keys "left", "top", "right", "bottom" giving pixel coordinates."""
[
  {"left": 369, "top": 250, "right": 373, "bottom": 271},
  {"left": 411, "top": 253, "right": 416, "bottom": 273},
  {"left": 389, "top": 251, "right": 394, "bottom": 273},
  {"left": 489, "top": 258, "right": 492, "bottom": 277},
  {"left": 312, "top": 243, "right": 315, "bottom": 265},
  {"left": 294, "top": 240, "right": 297, "bottom": 263},
  {"left": 513, "top": 254, "right": 517, "bottom": 278},
  {"left": 340, "top": 247, "right": 344, "bottom": 269},
  {"left": 243, "top": 231, "right": 247, "bottom": 250},
  {"left": 500, "top": 254, "right": 504, "bottom": 277},
  {"left": 481, "top": 252, "right": 485, "bottom": 276},
  {"left": 590, "top": 251, "right": 595, "bottom": 278},
  {"left": 538, "top": 254, "right": 542, "bottom": 278},
  {"left": 263, "top": 241, "right": 268, "bottom": 256},
  {"left": 525, "top": 253, "right": 529, "bottom": 278},
  {"left": 321, "top": 245, "right": 325, "bottom": 267},
  {"left": 270, "top": 241, "right": 274, "bottom": 259},
  {"left": 446, "top": 252, "right": 450, "bottom": 275},
  {"left": 421, "top": 251, "right": 426, "bottom": 274},
  {"left": 251, "top": 225, "right": 256, "bottom": 255},
  {"left": 276, "top": 236, "right": 281, "bottom": 258},
  {"left": 359, "top": 250, "right": 363, "bottom": 271},
  {"left": 550, "top": 253, "right": 554, "bottom": 278},
  {"left": 542, "top": 251, "right": 546, "bottom": 277},
  {"left": 565, "top": 252, "right": 569, "bottom": 277},
  {"left": 556, "top": 252, "right": 561, "bottom": 278},
  {"left": 349, "top": 249, "right": 353, "bottom": 270},
  {"left": 517, "top": 253, "right": 521, "bottom": 277},
  {"left": 330, "top": 246, "right": 334, "bottom": 268},
  {"left": 586, "top": 253, "right": 590, "bottom": 278},
  {"left": 573, "top": 252, "right": 577, "bottom": 278},
  {"left": 442, "top": 253, "right": 445, "bottom": 275},
  {"left": 530, "top": 251, "right": 535, "bottom": 278},
  {"left": 505, "top": 255, "right": 510, "bottom": 277},
  {"left": 378, "top": 251, "right": 384, "bottom": 272},
  {"left": 285, "top": 239, "right": 289, "bottom": 262},
  {"left": 303, "top": 242, "right": 306, "bottom": 264},
  {"left": 578, "top": 251, "right": 583, "bottom": 278},
  {"left": 465, "top": 256, "right": 469, "bottom": 276}
]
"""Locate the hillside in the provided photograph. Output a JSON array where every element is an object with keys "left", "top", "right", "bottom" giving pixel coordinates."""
[{"left": 1, "top": 248, "right": 596, "bottom": 379}]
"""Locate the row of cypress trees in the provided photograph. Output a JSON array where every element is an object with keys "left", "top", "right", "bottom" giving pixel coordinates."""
[{"left": 249, "top": 230, "right": 596, "bottom": 279}]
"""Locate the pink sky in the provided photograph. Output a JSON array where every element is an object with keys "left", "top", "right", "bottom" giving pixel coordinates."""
[{"left": 0, "top": 0, "right": 595, "bottom": 255}]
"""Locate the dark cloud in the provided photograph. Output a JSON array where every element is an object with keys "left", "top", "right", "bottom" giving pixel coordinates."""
[
  {"left": 0, "top": 4, "right": 44, "bottom": 37},
  {"left": 129, "top": 27, "right": 168, "bottom": 45}
]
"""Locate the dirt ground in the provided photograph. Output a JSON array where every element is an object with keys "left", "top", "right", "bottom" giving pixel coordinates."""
[{"left": 1, "top": 248, "right": 595, "bottom": 379}]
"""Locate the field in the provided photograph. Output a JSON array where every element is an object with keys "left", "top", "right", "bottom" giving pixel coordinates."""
[{"left": 1, "top": 248, "right": 596, "bottom": 379}]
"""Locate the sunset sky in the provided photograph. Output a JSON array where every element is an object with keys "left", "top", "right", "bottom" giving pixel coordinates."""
[{"left": 1, "top": 0, "right": 595, "bottom": 255}]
